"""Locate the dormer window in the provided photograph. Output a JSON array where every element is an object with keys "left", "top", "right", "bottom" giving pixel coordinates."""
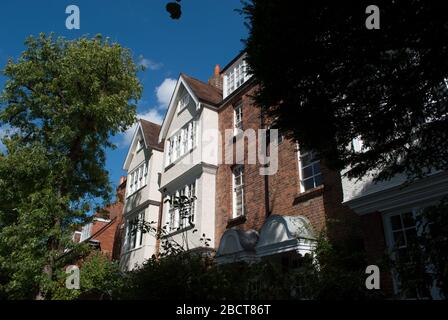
[
  {"left": 177, "top": 94, "right": 190, "bottom": 112},
  {"left": 224, "top": 57, "right": 250, "bottom": 98}
]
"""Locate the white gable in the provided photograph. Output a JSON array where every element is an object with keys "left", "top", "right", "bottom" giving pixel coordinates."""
[
  {"left": 159, "top": 75, "right": 200, "bottom": 143},
  {"left": 123, "top": 122, "right": 146, "bottom": 171}
]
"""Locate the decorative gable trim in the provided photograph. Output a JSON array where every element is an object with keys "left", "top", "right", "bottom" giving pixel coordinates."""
[
  {"left": 123, "top": 122, "right": 146, "bottom": 171},
  {"left": 159, "top": 75, "right": 200, "bottom": 143}
]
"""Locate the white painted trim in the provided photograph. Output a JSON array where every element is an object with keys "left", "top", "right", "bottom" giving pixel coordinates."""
[
  {"left": 297, "top": 147, "right": 305, "bottom": 193},
  {"left": 126, "top": 160, "right": 149, "bottom": 198},
  {"left": 344, "top": 172, "right": 448, "bottom": 215},
  {"left": 93, "top": 217, "right": 111, "bottom": 223},
  {"left": 123, "top": 122, "right": 148, "bottom": 171},
  {"left": 256, "top": 238, "right": 315, "bottom": 258},
  {"left": 159, "top": 75, "right": 200, "bottom": 143},
  {"left": 123, "top": 210, "right": 146, "bottom": 253},
  {"left": 381, "top": 207, "right": 444, "bottom": 299},
  {"left": 222, "top": 54, "right": 252, "bottom": 99},
  {"left": 232, "top": 165, "right": 245, "bottom": 218},
  {"left": 164, "top": 118, "right": 197, "bottom": 168}
]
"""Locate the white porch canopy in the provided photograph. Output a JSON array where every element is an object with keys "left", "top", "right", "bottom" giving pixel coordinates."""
[
  {"left": 216, "top": 215, "right": 316, "bottom": 264},
  {"left": 215, "top": 229, "right": 259, "bottom": 264}
]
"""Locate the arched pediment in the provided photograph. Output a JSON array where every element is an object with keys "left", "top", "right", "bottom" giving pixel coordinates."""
[
  {"left": 256, "top": 215, "right": 315, "bottom": 248},
  {"left": 216, "top": 229, "right": 259, "bottom": 256}
]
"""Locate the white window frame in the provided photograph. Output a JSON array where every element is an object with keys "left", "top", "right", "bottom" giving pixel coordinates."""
[
  {"left": 138, "top": 211, "right": 145, "bottom": 247},
  {"left": 136, "top": 139, "right": 144, "bottom": 152},
  {"left": 188, "top": 182, "right": 196, "bottom": 225},
  {"left": 166, "top": 181, "right": 197, "bottom": 233},
  {"left": 298, "top": 149, "right": 322, "bottom": 192},
  {"left": 165, "top": 120, "right": 196, "bottom": 167},
  {"left": 80, "top": 223, "right": 92, "bottom": 242},
  {"left": 127, "top": 161, "right": 148, "bottom": 197},
  {"left": 187, "top": 122, "right": 193, "bottom": 150},
  {"left": 232, "top": 166, "right": 245, "bottom": 218},
  {"left": 167, "top": 195, "right": 176, "bottom": 232},
  {"left": 125, "top": 211, "right": 145, "bottom": 251},
  {"left": 234, "top": 102, "right": 243, "bottom": 135},
  {"left": 383, "top": 209, "right": 420, "bottom": 297},
  {"left": 224, "top": 59, "right": 249, "bottom": 98},
  {"left": 383, "top": 207, "right": 443, "bottom": 299},
  {"left": 177, "top": 93, "right": 190, "bottom": 113},
  {"left": 166, "top": 139, "right": 173, "bottom": 166}
]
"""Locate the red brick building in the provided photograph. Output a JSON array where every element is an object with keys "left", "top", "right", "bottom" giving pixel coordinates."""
[
  {"left": 74, "top": 177, "right": 127, "bottom": 260},
  {"left": 213, "top": 53, "right": 361, "bottom": 264},
  {"left": 122, "top": 51, "right": 446, "bottom": 299},
  {"left": 152, "top": 51, "right": 362, "bottom": 264}
]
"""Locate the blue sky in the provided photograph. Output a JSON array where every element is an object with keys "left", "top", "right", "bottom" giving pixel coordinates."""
[{"left": 0, "top": 0, "right": 248, "bottom": 192}]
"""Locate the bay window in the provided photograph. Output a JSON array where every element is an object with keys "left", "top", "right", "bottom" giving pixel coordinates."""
[
  {"left": 125, "top": 211, "right": 145, "bottom": 251},
  {"left": 127, "top": 161, "right": 148, "bottom": 196},
  {"left": 166, "top": 120, "right": 197, "bottom": 166},
  {"left": 167, "top": 181, "right": 197, "bottom": 232}
]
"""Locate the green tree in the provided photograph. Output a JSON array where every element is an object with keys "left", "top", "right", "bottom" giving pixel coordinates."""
[
  {"left": 242, "top": 0, "right": 448, "bottom": 299},
  {"left": 389, "top": 198, "right": 448, "bottom": 299},
  {"left": 0, "top": 33, "right": 142, "bottom": 299},
  {"left": 116, "top": 233, "right": 380, "bottom": 300},
  {"left": 242, "top": 0, "right": 448, "bottom": 182},
  {"left": 50, "top": 252, "right": 124, "bottom": 300}
]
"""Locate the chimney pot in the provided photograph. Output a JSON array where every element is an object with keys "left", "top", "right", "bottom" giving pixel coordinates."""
[
  {"left": 214, "top": 64, "right": 220, "bottom": 76},
  {"left": 209, "top": 64, "right": 223, "bottom": 90}
]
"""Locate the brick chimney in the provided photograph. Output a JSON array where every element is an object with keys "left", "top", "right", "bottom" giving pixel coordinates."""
[
  {"left": 117, "top": 176, "right": 127, "bottom": 203},
  {"left": 208, "top": 64, "right": 223, "bottom": 90}
]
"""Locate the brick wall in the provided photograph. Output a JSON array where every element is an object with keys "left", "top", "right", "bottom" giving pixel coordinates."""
[
  {"left": 89, "top": 178, "right": 126, "bottom": 260},
  {"left": 215, "top": 83, "right": 359, "bottom": 246}
]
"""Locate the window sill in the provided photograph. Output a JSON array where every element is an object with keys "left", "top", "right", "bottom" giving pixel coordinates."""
[
  {"left": 164, "top": 146, "right": 197, "bottom": 172},
  {"left": 122, "top": 244, "right": 144, "bottom": 255},
  {"left": 226, "top": 215, "right": 247, "bottom": 228},
  {"left": 163, "top": 224, "right": 195, "bottom": 237},
  {"left": 126, "top": 183, "right": 147, "bottom": 199},
  {"left": 293, "top": 185, "right": 324, "bottom": 205}
]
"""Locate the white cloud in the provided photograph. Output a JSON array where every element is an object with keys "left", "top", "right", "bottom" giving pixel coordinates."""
[
  {"left": 138, "top": 56, "right": 163, "bottom": 71},
  {"left": 139, "top": 108, "right": 164, "bottom": 125},
  {"left": 155, "top": 78, "right": 177, "bottom": 108}
]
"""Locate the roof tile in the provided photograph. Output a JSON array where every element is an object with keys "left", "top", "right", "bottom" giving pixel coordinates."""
[
  {"left": 140, "top": 119, "right": 164, "bottom": 151},
  {"left": 181, "top": 73, "right": 223, "bottom": 106}
]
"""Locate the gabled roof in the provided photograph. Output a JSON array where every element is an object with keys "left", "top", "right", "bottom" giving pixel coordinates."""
[
  {"left": 140, "top": 119, "right": 164, "bottom": 151},
  {"left": 123, "top": 119, "right": 164, "bottom": 171},
  {"left": 159, "top": 73, "right": 223, "bottom": 142},
  {"left": 181, "top": 73, "right": 222, "bottom": 106}
]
